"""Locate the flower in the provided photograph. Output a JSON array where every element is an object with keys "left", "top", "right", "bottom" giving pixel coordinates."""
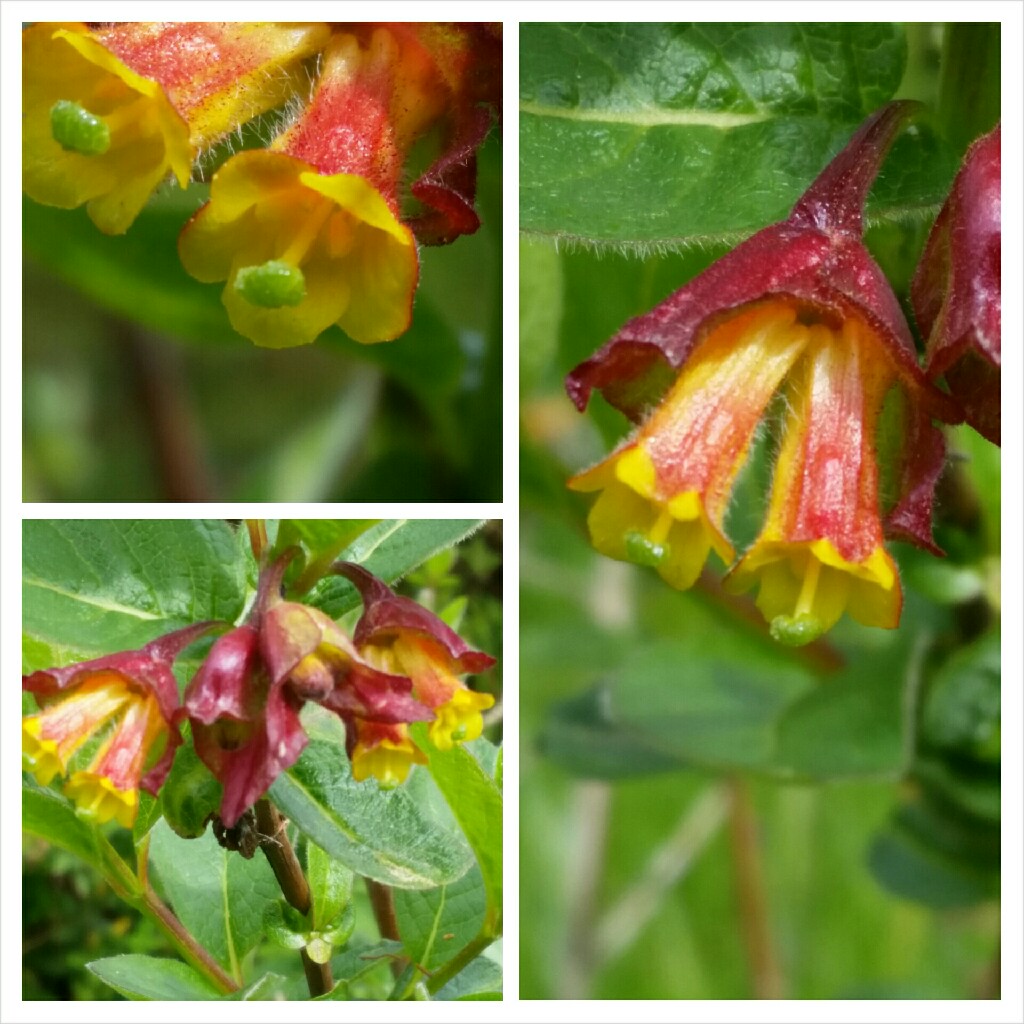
[
  {"left": 347, "top": 721, "right": 427, "bottom": 787},
  {"left": 22, "top": 623, "right": 213, "bottom": 827},
  {"left": 725, "top": 319, "right": 902, "bottom": 644},
  {"left": 23, "top": 22, "right": 328, "bottom": 234},
  {"left": 182, "top": 624, "right": 307, "bottom": 829},
  {"left": 178, "top": 29, "right": 420, "bottom": 347},
  {"left": 335, "top": 562, "right": 496, "bottom": 752},
  {"left": 569, "top": 301, "right": 809, "bottom": 590},
  {"left": 912, "top": 124, "right": 1001, "bottom": 445},
  {"left": 566, "top": 102, "right": 961, "bottom": 640},
  {"left": 185, "top": 554, "right": 432, "bottom": 819}
]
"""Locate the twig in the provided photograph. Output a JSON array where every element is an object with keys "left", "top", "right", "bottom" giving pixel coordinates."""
[
  {"left": 254, "top": 799, "right": 333, "bottom": 997},
  {"left": 365, "top": 877, "right": 404, "bottom": 979},
  {"left": 118, "top": 324, "right": 216, "bottom": 500},
  {"left": 559, "top": 781, "right": 612, "bottom": 998},
  {"left": 727, "top": 777, "right": 784, "bottom": 999},
  {"left": 593, "top": 781, "right": 731, "bottom": 972}
]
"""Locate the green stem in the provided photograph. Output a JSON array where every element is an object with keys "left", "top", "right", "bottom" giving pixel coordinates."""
[
  {"left": 118, "top": 833, "right": 237, "bottom": 994},
  {"left": 141, "top": 887, "right": 239, "bottom": 994}
]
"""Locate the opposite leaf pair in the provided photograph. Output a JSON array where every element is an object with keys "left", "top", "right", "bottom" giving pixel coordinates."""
[
  {"left": 22, "top": 558, "right": 495, "bottom": 829},
  {"left": 568, "top": 103, "right": 1000, "bottom": 645},
  {"left": 23, "top": 22, "right": 501, "bottom": 347}
]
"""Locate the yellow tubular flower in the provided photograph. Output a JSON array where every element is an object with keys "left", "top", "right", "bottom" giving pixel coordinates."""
[
  {"left": 23, "top": 22, "right": 329, "bottom": 234},
  {"left": 23, "top": 23, "right": 193, "bottom": 234},
  {"left": 726, "top": 318, "right": 902, "bottom": 644},
  {"left": 350, "top": 722, "right": 427, "bottom": 788},
  {"left": 178, "top": 151, "right": 417, "bottom": 347},
  {"left": 570, "top": 302, "right": 810, "bottom": 590}
]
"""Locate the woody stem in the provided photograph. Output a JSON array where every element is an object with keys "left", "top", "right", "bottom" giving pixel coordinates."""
[
  {"left": 254, "top": 799, "right": 333, "bottom": 997},
  {"left": 365, "top": 877, "right": 404, "bottom": 978}
]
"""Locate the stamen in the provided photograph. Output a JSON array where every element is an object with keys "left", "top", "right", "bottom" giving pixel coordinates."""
[
  {"left": 281, "top": 199, "right": 334, "bottom": 267},
  {"left": 770, "top": 555, "right": 825, "bottom": 646},
  {"left": 794, "top": 555, "right": 821, "bottom": 618}
]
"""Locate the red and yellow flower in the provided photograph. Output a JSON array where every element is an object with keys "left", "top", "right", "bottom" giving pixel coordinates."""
[
  {"left": 23, "top": 22, "right": 328, "bottom": 234},
  {"left": 177, "top": 24, "right": 501, "bottom": 347},
  {"left": 22, "top": 624, "right": 213, "bottom": 827},
  {"left": 567, "top": 102, "right": 962, "bottom": 642},
  {"left": 725, "top": 318, "right": 902, "bottom": 644},
  {"left": 335, "top": 561, "right": 496, "bottom": 754}
]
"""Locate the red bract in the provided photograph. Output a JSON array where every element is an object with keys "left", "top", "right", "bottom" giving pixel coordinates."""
[
  {"left": 183, "top": 624, "right": 307, "bottom": 828},
  {"left": 260, "top": 599, "right": 433, "bottom": 727},
  {"left": 23, "top": 623, "right": 215, "bottom": 827},
  {"left": 912, "top": 124, "right": 1001, "bottom": 445}
]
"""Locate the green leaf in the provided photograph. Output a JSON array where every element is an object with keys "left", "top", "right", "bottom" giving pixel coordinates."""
[
  {"left": 22, "top": 520, "right": 246, "bottom": 663},
  {"left": 275, "top": 519, "right": 380, "bottom": 591},
  {"left": 87, "top": 954, "right": 221, "bottom": 1000},
  {"left": 920, "top": 631, "right": 1001, "bottom": 759},
  {"left": 308, "top": 519, "right": 485, "bottom": 618},
  {"left": 307, "top": 838, "right": 354, "bottom": 931},
  {"left": 329, "top": 939, "right": 405, "bottom": 985},
  {"left": 869, "top": 800, "right": 1000, "bottom": 908},
  {"left": 22, "top": 780, "right": 104, "bottom": 873},
  {"left": 23, "top": 192, "right": 228, "bottom": 347},
  {"left": 520, "top": 23, "right": 957, "bottom": 250},
  {"left": 435, "top": 955, "right": 503, "bottom": 1001},
  {"left": 540, "top": 685, "right": 691, "bottom": 779},
  {"left": 147, "top": 819, "right": 279, "bottom": 978},
  {"left": 394, "top": 865, "right": 487, "bottom": 972},
  {"left": 606, "top": 638, "right": 815, "bottom": 775},
  {"left": 221, "top": 972, "right": 290, "bottom": 1000},
  {"left": 411, "top": 729, "right": 503, "bottom": 933},
  {"left": 600, "top": 621, "right": 918, "bottom": 781},
  {"left": 270, "top": 739, "right": 473, "bottom": 889}
]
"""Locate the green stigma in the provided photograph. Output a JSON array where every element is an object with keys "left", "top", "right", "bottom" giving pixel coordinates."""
[
  {"left": 624, "top": 530, "right": 669, "bottom": 567},
  {"left": 50, "top": 100, "right": 110, "bottom": 155},
  {"left": 234, "top": 260, "right": 306, "bottom": 308},
  {"left": 769, "top": 613, "right": 825, "bottom": 647}
]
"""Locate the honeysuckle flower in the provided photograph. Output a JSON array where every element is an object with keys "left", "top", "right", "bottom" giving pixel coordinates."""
[
  {"left": 182, "top": 624, "right": 306, "bottom": 828},
  {"left": 335, "top": 562, "right": 496, "bottom": 752},
  {"left": 912, "top": 124, "right": 1001, "bottom": 445},
  {"left": 566, "top": 102, "right": 962, "bottom": 641},
  {"left": 22, "top": 623, "right": 215, "bottom": 828},
  {"left": 347, "top": 720, "right": 427, "bottom": 787},
  {"left": 23, "top": 21, "right": 328, "bottom": 234},
  {"left": 569, "top": 301, "right": 809, "bottom": 590},
  {"left": 725, "top": 319, "right": 902, "bottom": 645},
  {"left": 178, "top": 28, "right": 420, "bottom": 348},
  {"left": 185, "top": 553, "right": 432, "bottom": 818}
]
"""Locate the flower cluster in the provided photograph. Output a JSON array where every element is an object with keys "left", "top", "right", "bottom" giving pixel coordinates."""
[
  {"left": 23, "top": 22, "right": 501, "bottom": 347},
  {"left": 22, "top": 557, "right": 495, "bottom": 828},
  {"left": 568, "top": 102, "right": 999, "bottom": 645}
]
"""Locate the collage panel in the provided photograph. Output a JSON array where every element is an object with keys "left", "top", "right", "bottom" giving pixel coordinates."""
[
  {"left": 21, "top": 518, "right": 503, "bottom": 1002},
  {"left": 520, "top": 21, "right": 1002, "bottom": 1001},
  {"left": 22, "top": 21, "right": 502, "bottom": 503}
]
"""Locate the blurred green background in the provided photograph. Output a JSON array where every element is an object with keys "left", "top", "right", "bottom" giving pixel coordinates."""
[
  {"left": 23, "top": 135, "right": 502, "bottom": 502},
  {"left": 519, "top": 22, "right": 1000, "bottom": 1000}
]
